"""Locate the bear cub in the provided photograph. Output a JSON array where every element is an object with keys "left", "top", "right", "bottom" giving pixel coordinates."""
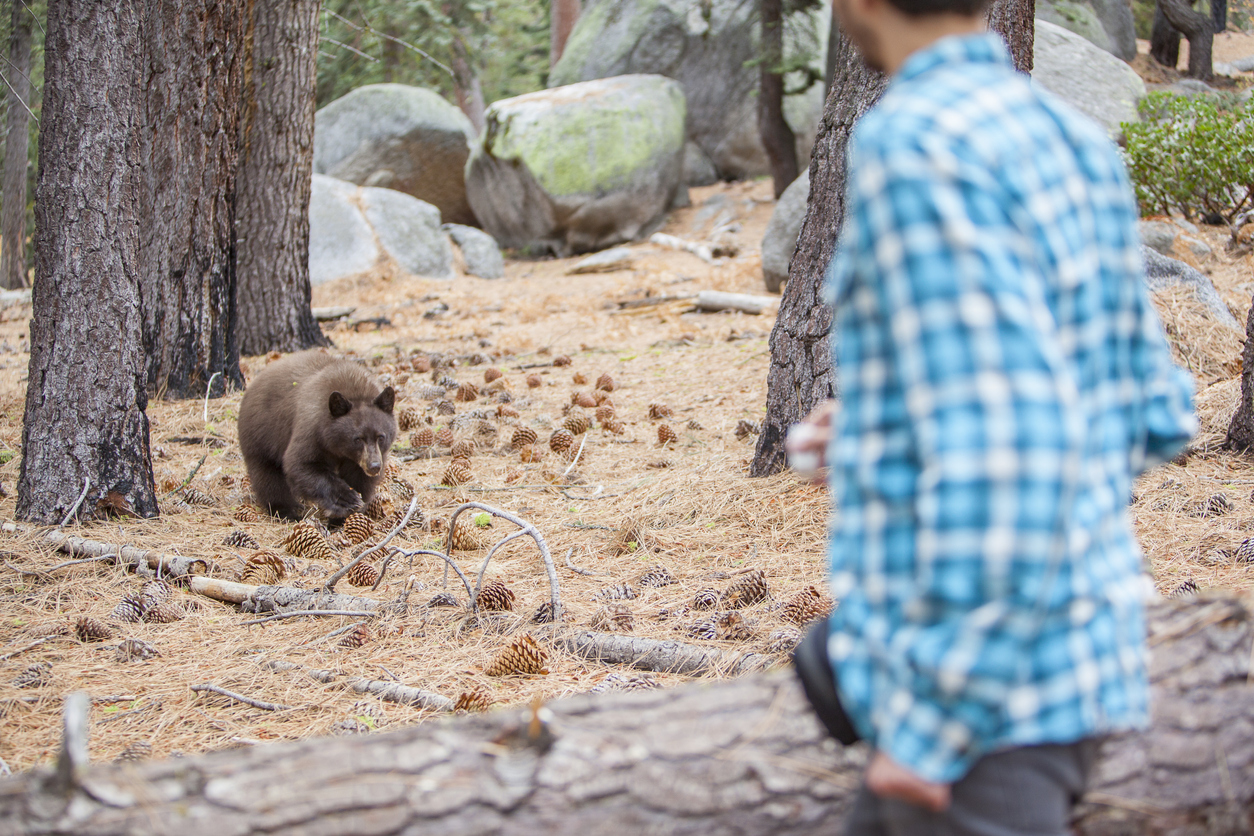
[{"left": 238, "top": 350, "right": 397, "bottom": 520}]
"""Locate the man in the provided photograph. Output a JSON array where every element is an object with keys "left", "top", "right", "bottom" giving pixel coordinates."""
[{"left": 786, "top": 0, "right": 1198, "bottom": 831}]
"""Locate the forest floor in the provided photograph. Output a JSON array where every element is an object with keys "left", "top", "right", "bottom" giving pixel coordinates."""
[{"left": 3, "top": 71, "right": 1254, "bottom": 771}]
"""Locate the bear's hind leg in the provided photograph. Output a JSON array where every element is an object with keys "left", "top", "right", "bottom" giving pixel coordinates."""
[{"left": 247, "top": 458, "right": 304, "bottom": 520}]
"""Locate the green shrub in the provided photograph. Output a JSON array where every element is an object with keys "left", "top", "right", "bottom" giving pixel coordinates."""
[{"left": 1121, "top": 91, "right": 1254, "bottom": 223}]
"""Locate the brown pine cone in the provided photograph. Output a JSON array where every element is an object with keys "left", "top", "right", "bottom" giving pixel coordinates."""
[
  {"left": 595, "top": 404, "right": 616, "bottom": 423},
  {"left": 484, "top": 368, "right": 503, "bottom": 383},
  {"left": 142, "top": 601, "right": 184, "bottom": 624},
  {"left": 526, "top": 374, "right": 543, "bottom": 389},
  {"left": 364, "top": 492, "right": 395, "bottom": 521},
  {"left": 484, "top": 635, "right": 549, "bottom": 676},
  {"left": 497, "top": 404, "right": 520, "bottom": 418},
  {"left": 476, "top": 580, "right": 517, "bottom": 611},
  {"left": 595, "top": 373, "right": 615, "bottom": 392},
  {"left": 344, "top": 561, "right": 380, "bottom": 588},
  {"left": 239, "top": 550, "right": 287, "bottom": 585},
  {"left": 442, "top": 461, "right": 473, "bottom": 487},
  {"left": 572, "top": 371, "right": 588, "bottom": 385},
  {"left": 602, "top": 419, "right": 626, "bottom": 435},
  {"left": 562, "top": 414, "right": 591, "bottom": 435},
  {"left": 282, "top": 519, "right": 336, "bottom": 561},
  {"left": 435, "top": 427, "right": 455, "bottom": 447},
  {"left": 573, "top": 391, "right": 598, "bottom": 409},
  {"left": 511, "top": 426, "right": 539, "bottom": 449},
  {"left": 233, "top": 504, "right": 261, "bottom": 523},
  {"left": 411, "top": 427, "right": 436, "bottom": 447},
  {"left": 223, "top": 529, "right": 260, "bottom": 550},
  {"left": 723, "top": 569, "right": 769, "bottom": 608},
  {"left": 110, "top": 596, "right": 145, "bottom": 624},
  {"left": 338, "top": 623, "right": 372, "bottom": 650},
  {"left": 647, "top": 401, "right": 673, "bottom": 419},
  {"left": 657, "top": 423, "right": 677, "bottom": 444},
  {"left": 451, "top": 438, "right": 476, "bottom": 459},
  {"left": 341, "top": 512, "right": 374, "bottom": 544},
  {"left": 780, "top": 585, "right": 835, "bottom": 626},
  {"left": 455, "top": 381, "right": 480, "bottom": 402},
  {"left": 552, "top": 355, "right": 572, "bottom": 367},
  {"left": 396, "top": 405, "right": 421, "bottom": 432},
  {"left": 549, "top": 428, "right": 574, "bottom": 453},
  {"left": 591, "top": 603, "right": 634, "bottom": 632},
  {"left": 519, "top": 445, "right": 541, "bottom": 463},
  {"left": 455, "top": 686, "right": 494, "bottom": 713}
]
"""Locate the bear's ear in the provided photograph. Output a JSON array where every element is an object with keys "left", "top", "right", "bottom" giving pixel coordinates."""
[
  {"left": 374, "top": 386, "right": 396, "bottom": 415},
  {"left": 328, "top": 391, "right": 353, "bottom": 418}
]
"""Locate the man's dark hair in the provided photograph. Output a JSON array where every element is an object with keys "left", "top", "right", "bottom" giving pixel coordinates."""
[{"left": 884, "top": 0, "right": 990, "bottom": 16}]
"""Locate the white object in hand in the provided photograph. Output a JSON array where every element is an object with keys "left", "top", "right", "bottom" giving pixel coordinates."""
[{"left": 786, "top": 422, "right": 825, "bottom": 479}]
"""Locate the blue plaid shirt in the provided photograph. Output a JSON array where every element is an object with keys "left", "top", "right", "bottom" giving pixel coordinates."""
[{"left": 824, "top": 33, "right": 1196, "bottom": 783}]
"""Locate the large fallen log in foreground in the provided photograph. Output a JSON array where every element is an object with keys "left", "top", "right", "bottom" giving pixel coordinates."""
[{"left": 0, "top": 596, "right": 1250, "bottom": 835}]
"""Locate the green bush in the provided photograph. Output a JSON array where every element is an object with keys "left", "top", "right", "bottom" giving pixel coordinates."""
[{"left": 1121, "top": 91, "right": 1254, "bottom": 223}]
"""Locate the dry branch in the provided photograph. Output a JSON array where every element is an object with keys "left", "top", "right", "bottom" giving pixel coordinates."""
[
  {"left": 556, "top": 630, "right": 774, "bottom": 677},
  {"left": 1, "top": 524, "right": 211, "bottom": 578},
  {"left": 188, "top": 576, "right": 397, "bottom": 616},
  {"left": 0, "top": 595, "right": 1250, "bottom": 835},
  {"left": 263, "top": 660, "right": 452, "bottom": 712},
  {"left": 190, "top": 683, "right": 291, "bottom": 712}
]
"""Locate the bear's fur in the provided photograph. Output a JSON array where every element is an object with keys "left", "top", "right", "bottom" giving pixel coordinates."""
[{"left": 238, "top": 350, "right": 397, "bottom": 520}]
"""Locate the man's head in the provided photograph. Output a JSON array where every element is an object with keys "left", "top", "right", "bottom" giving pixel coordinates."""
[{"left": 832, "top": 0, "right": 990, "bottom": 73}]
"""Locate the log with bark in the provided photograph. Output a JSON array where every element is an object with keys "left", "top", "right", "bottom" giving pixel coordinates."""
[{"left": 0, "top": 595, "right": 1250, "bottom": 835}]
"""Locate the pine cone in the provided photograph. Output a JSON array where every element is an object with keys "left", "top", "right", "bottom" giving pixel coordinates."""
[
  {"left": 223, "top": 529, "right": 260, "bottom": 550},
  {"left": 593, "top": 391, "right": 613, "bottom": 406},
  {"left": 595, "top": 404, "right": 616, "bottom": 423},
  {"left": 179, "top": 487, "right": 216, "bottom": 507},
  {"left": 735, "top": 419, "right": 761, "bottom": 440},
  {"left": 591, "top": 603, "right": 634, "bottom": 632},
  {"left": 342, "top": 512, "right": 374, "bottom": 545},
  {"left": 1168, "top": 579, "right": 1200, "bottom": 598},
  {"left": 13, "top": 661, "right": 52, "bottom": 689},
  {"left": 115, "top": 741, "right": 152, "bottom": 763},
  {"left": 602, "top": 419, "right": 626, "bottom": 435},
  {"left": 389, "top": 476, "right": 415, "bottom": 502},
  {"left": 451, "top": 438, "right": 476, "bottom": 459},
  {"left": 484, "top": 634, "right": 549, "bottom": 676},
  {"left": 115, "top": 638, "right": 160, "bottom": 663},
  {"left": 562, "top": 414, "right": 591, "bottom": 435},
  {"left": 723, "top": 569, "right": 769, "bottom": 608},
  {"left": 686, "top": 618, "right": 718, "bottom": 640},
  {"left": 1235, "top": 538, "right": 1254, "bottom": 564},
  {"left": 411, "top": 427, "right": 437, "bottom": 447},
  {"left": 1190, "top": 493, "right": 1233, "bottom": 518},
  {"left": 716, "top": 611, "right": 753, "bottom": 641},
  {"left": 687, "top": 418, "right": 703, "bottom": 431},
  {"left": 657, "top": 423, "right": 677, "bottom": 444},
  {"left": 451, "top": 515, "right": 491, "bottom": 550},
  {"left": 338, "top": 623, "right": 372, "bottom": 650},
  {"left": 455, "top": 381, "right": 480, "bottom": 402},
  {"left": 435, "top": 427, "right": 456, "bottom": 447},
  {"left": 139, "top": 580, "right": 172, "bottom": 609},
  {"left": 282, "top": 520, "right": 336, "bottom": 561},
  {"left": 526, "top": 374, "right": 543, "bottom": 389},
  {"left": 384, "top": 505, "right": 426, "bottom": 533},
  {"left": 572, "top": 371, "right": 588, "bottom": 385},
  {"left": 595, "top": 373, "right": 615, "bottom": 392},
  {"left": 780, "top": 585, "right": 835, "bottom": 626},
  {"left": 344, "top": 561, "right": 380, "bottom": 588},
  {"left": 484, "top": 368, "right": 503, "bottom": 383},
  {"left": 412, "top": 355, "right": 433, "bottom": 373},
  {"left": 511, "top": 426, "right": 539, "bottom": 449},
  {"left": 239, "top": 550, "right": 287, "bottom": 585},
  {"left": 531, "top": 601, "right": 560, "bottom": 624},
  {"left": 647, "top": 402, "right": 673, "bottom": 420},
  {"left": 396, "top": 405, "right": 422, "bottom": 432},
  {"left": 364, "top": 492, "right": 395, "bottom": 521},
  {"left": 442, "top": 461, "right": 473, "bottom": 487},
  {"left": 552, "top": 354, "right": 572, "bottom": 367},
  {"left": 427, "top": 591, "right": 460, "bottom": 608},
  {"left": 497, "top": 404, "right": 520, "bottom": 419},
  {"left": 549, "top": 428, "right": 574, "bottom": 453},
  {"left": 692, "top": 588, "right": 720, "bottom": 611},
  {"left": 233, "top": 504, "right": 261, "bottom": 523},
  {"left": 765, "top": 627, "right": 802, "bottom": 655},
  {"left": 638, "top": 565, "right": 674, "bottom": 588},
  {"left": 110, "top": 596, "right": 146, "bottom": 624},
  {"left": 476, "top": 580, "right": 517, "bottom": 611},
  {"left": 435, "top": 399, "right": 457, "bottom": 415},
  {"left": 518, "top": 444, "right": 541, "bottom": 463},
  {"left": 455, "top": 686, "right": 494, "bottom": 713},
  {"left": 594, "top": 582, "right": 638, "bottom": 601},
  {"left": 143, "top": 601, "right": 184, "bottom": 624},
  {"left": 75, "top": 616, "right": 113, "bottom": 642},
  {"left": 573, "top": 391, "right": 598, "bottom": 409}
]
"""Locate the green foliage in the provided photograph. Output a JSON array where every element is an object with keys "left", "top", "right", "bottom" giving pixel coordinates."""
[{"left": 1121, "top": 91, "right": 1254, "bottom": 223}]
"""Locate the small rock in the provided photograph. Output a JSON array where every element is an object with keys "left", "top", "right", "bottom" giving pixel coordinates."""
[
  {"left": 1138, "top": 220, "right": 1178, "bottom": 256},
  {"left": 446, "top": 224, "right": 504, "bottom": 279}
]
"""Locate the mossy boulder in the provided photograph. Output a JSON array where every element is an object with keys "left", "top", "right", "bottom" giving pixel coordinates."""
[
  {"left": 1031, "top": 20, "right": 1145, "bottom": 137},
  {"left": 465, "top": 74, "right": 686, "bottom": 255},
  {"left": 549, "top": 0, "right": 828, "bottom": 181},
  {"left": 314, "top": 84, "right": 478, "bottom": 226}
]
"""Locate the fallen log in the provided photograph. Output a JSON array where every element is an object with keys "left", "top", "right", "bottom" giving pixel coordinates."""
[
  {"left": 188, "top": 576, "right": 395, "bottom": 615},
  {"left": 263, "top": 660, "right": 453, "bottom": 712},
  {"left": 556, "top": 630, "right": 773, "bottom": 676},
  {"left": 0, "top": 595, "right": 1249, "bottom": 835},
  {"left": 1, "top": 524, "right": 211, "bottom": 578}
]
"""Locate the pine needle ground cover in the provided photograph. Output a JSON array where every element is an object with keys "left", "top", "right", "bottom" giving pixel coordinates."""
[{"left": 0, "top": 178, "right": 1251, "bottom": 770}]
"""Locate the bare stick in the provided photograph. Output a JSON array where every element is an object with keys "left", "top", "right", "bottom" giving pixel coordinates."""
[
  {"left": 321, "top": 35, "right": 378, "bottom": 61},
  {"left": 0, "top": 637, "right": 53, "bottom": 662},
  {"left": 59, "top": 478, "right": 90, "bottom": 528},
  {"left": 45, "top": 554, "right": 117, "bottom": 573},
  {"left": 202, "top": 372, "right": 222, "bottom": 422},
  {"left": 564, "top": 546, "right": 601, "bottom": 577},
  {"left": 323, "top": 8, "right": 453, "bottom": 75},
  {"left": 239, "top": 609, "right": 376, "bottom": 627},
  {"left": 262, "top": 660, "right": 452, "bottom": 711},
  {"left": 446, "top": 502, "right": 561, "bottom": 619},
  {"left": 166, "top": 453, "right": 208, "bottom": 496},
  {"left": 562, "top": 434, "right": 588, "bottom": 477},
  {"left": 324, "top": 495, "right": 419, "bottom": 593},
  {"left": 190, "top": 683, "right": 291, "bottom": 712},
  {"left": 299, "top": 622, "right": 367, "bottom": 646}
]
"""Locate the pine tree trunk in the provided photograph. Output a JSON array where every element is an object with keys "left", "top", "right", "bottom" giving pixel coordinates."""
[
  {"left": 16, "top": 0, "right": 159, "bottom": 524},
  {"left": 1150, "top": 3, "right": 1183, "bottom": 69},
  {"left": 236, "top": 0, "right": 330, "bottom": 357},
  {"left": 551, "top": 0, "right": 581, "bottom": 67},
  {"left": 450, "top": 35, "right": 487, "bottom": 134},
  {"left": 759, "top": 0, "right": 800, "bottom": 199},
  {"left": 1155, "top": 0, "right": 1213, "bottom": 79},
  {"left": 0, "top": 596, "right": 1248, "bottom": 835},
  {"left": 138, "top": 0, "right": 246, "bottom": 398},
  {"left": 1, "top": 2, "right": 32, "bottom": 291},
  {"left": 1226, "top": 295, "right": 1254, "bottom": 450},
  {"left": 751, "top": 2, "right": 1034, "bottom": 476}
]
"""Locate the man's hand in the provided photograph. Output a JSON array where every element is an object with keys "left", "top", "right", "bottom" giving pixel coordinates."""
[
  {"left": 785, "top": 400, "right": 837, "bottom": 482},
  {"left": 866, "top": 751, "right": 952, "bottom": 812}
]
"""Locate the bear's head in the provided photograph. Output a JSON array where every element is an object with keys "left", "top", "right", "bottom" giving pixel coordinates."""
[{"left": 327, "top": 387, "right": 397, "bottom": 477}]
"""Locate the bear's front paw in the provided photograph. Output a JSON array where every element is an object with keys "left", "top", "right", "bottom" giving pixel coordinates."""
[{"left": 321, "top": 488, "right": 365, "bottom": 518}]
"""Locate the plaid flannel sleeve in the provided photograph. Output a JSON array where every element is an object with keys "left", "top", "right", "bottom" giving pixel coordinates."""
[{"left": 841, "top": 136, "right": 1092, "bottom": 782}]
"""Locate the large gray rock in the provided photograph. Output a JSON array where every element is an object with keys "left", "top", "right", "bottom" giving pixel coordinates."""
[
  {"left": 465, "top": 75, "right": 686, "bottom": 255},
  {"left": 446, "top": 224, "right": 505, "bottom": 279},
  {"left": 1036, "top": 0, "right": 1136, "bottom": 60},
  {"left": 308, "top": 174, "right": 453, "bottom": 284},
  {"left": 1142, "top": 245, "right": 1238, "bottom": 328},
  {"left": 1031, "top": 20, "right": 1145, "bottom": 137},
  {"left": 314, "top": 84, "right": 478, "bottom": 226},
  {"left": 761, "top": 169, "right": 809, "bottom": 293},
  {"left": 1088, "top": 0, "right": 1137, "bottom": 61},
  {"left": 550, "top": 0, "right": 828, "bottom": 181}
]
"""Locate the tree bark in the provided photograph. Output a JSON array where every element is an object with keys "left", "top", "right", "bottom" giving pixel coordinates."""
[
  {"left": 450, "top": 34, "right": 487, "bottom": 134},
  {"left": 1, "top": 1, "right": 32, "bottom": 290},
  {"left": 1153, "top": 0, "right": 1213, "bottom": 79},
  {"left": 236, "top": 0, "right": 330, "bottom": 357},
  {"left": 752, "top": 2, "right": 1034, "bottom": 476},
  {"left": 759, "top": 0, "right": 800, "bottom": 199},
  {"left": 138, "top": 0, "right": 246, "bottom": 398},
  {"left": 1150, "top": 2, "right": 1182, "bottom": 69},
  {"left": 0, "top": 595, "right": 1250, "bottom": 835},
  {"left": 1226, "top": 292, "right": 1254, "bottom": 449},
  {"left": 16, "top": 1, "right": 159, "bottom": 523},
  {"left": 550, "top": 0, "right": 581, "bottom": 67}
]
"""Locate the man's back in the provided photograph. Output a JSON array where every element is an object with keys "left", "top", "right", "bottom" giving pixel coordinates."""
[{"left": 823, "top": 33, "right": 1196, "bottom": 784}]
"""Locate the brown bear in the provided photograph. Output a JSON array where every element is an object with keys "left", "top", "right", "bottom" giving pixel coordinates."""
[{"left": 238, "top": 350, "right": 397, "bottom": 520}]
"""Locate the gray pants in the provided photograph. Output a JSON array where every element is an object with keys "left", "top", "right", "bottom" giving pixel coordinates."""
[{"left": 844, "top": 740, "right": 1099, "bottom": 836}]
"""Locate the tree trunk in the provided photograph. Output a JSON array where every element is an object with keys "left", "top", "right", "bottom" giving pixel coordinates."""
[
  {"left": 1150, "top": 2, "right": 1182, "bottom": 69},
  {"left": 138, "top": 0, "right": 246, "bottom": 398},
  {"left": 1, "top": 1, "right": 32, "bottom": 290},
  {"left": 550, "top": 0, "right": 581, "bottom": 67},
  {"left": 0, "top": 596, "right": 1249, "bottom": 835},
  {"left": 751, "top": 2, "right": 1034, "bottom": 476},
  {"left": 1157, "top": 0, "right": 1213, "bottom": 79},
  {"left": 450, "top": 34, "right": 487, "bottom": 134},
  {"left": 1226, "top": 294, "right": 1254, "bottom": 449},
  {"left": 1212, "top": 0, "right": 1227, "bottom": 32},
  {"left": 16, "top": 0, "right": 159, "bottom": 524},
  {"left": 236, "top": 0, "right": 331, "bottom": 357},
  {"left": 759, "top": 0, "right": 800, "bottom": 199}
]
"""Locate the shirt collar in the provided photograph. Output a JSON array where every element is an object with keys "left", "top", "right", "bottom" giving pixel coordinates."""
[{"left": 893, "top": 32, "right": 1012, "bottom": 84}]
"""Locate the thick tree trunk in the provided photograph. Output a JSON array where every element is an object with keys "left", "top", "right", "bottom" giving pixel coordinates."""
[
  {"left": 1150, "top": 3, "right": 1183, "bottom": 69},
  {"left": 550, "top": 0, "right": 581, "bottom": 67},
  {"left": 1154, "top": 0, "right": 1213, "bottom": 78},
  {"left": 450, "top": 35, "right": 487, "bottom": 134},
  {"left": 759, "top": 0, "right": 800, "bottom": 199},
  {"left": 0, "top": 596, "right": 1249, "bottom": 835},
  {"left": 1226, "top": 295, "right": 1254, "bottom": 449},
  {"left": 139, "top": 0, "right": 246, "bottom": 398},
  {"left": 1, "top": 1, "right": 32, "bottom": 290},
  {"left": 752, "top": 2, "right": 1033, "bottom": 476},
  {"left": 16, "top": 1, "right": 159, "bottom": 523},
  {"left": 236, "top": 0, "right": 330, "bottom": 357},
  {"left": 1212, "top": 0, "right": 1227, "bottom": 31}
]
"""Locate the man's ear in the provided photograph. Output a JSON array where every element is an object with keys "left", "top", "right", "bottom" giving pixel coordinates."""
[
  {"left": 374, "top": 386, "right": 395, "bottom": 415},
  {"left": 329, "top": 391, "right": 353, "bottom": 418}
]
